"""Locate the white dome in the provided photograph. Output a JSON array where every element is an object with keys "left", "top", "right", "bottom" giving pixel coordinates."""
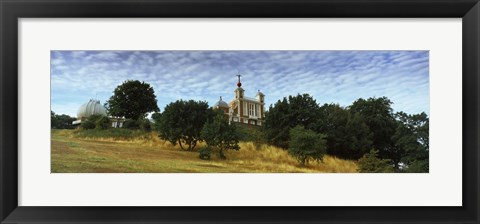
[
  {"left": 214, "top": 96, "right": 229, "bottom": 108},
  {"left": 77, "top": 99, "right": 107, "bottom": 118}
]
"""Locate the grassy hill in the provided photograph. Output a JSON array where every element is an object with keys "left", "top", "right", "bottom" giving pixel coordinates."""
[{"left": 51, "top": 129, "right": 358, "bottom": 173}]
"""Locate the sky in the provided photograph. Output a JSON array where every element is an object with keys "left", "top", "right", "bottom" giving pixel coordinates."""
[{"left": 51, "top": 50, "right": 429, "bottom": 118}]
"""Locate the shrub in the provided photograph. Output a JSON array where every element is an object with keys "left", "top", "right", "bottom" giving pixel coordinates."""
[
  {"left": 80, "top": 120, "right": 95, "bottom": 130},
  {"left": 95, "top": 116, "right": 111, "bottom": 130},
  {"left": 123, "top": 119, "right": 140, "bottom": 129},
  {"left": 288, "top": 125, "right": 327, "bottom": 166},
  {"left": 357, "top": 149, "right": 395, "bottom": 173},
  {"left": 88, "top": 114, "right": 104, "bottom": 122},
  {"left": 199, "top": 147, "right": 211, "bottom": 160},
  {"left": 139, "top": 118, "right": 152, "bottom": 132}
]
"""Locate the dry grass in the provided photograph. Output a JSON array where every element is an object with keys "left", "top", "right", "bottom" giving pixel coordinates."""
[
  {"left": 51, "top": 129, "right": 358, "bottom": 173},
  {"left": 223, "top": 142, "right": 358, "bottom": 173}
]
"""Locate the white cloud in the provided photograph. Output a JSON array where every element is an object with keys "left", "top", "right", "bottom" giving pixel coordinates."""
[{"left": 51, "top": 50, "right": 429, "bottom": 117}]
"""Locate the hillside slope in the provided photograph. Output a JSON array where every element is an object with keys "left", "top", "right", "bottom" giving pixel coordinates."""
[{"left": 51, "top": 129, "right": 358, "bottom": 173}]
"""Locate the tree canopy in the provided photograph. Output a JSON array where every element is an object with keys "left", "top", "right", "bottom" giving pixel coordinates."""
[
  {"left": 317, "top": 104, "right": 373, "bottom": 160},
  {"left": 51, "top": 111, "right": 76, "bottom": 129},
  {"left": 264, "top": 94, "right": 321, "bottom": 149},
  {"left": 392, "top": 112, "right": 429, "bottom": 172},
  {"left": 155, "top": 100, "right": 214, "bottom": 151},
  {"left": 264, "top": 94, "right": 428, "bottom": 172},
  {"left": 106, "top": 80, "right": 159, "bottom": 120},
  {"left": 349, "top": 97, "right": 397, "bottom": 163},
  {"left": 201, "top": 111, "right": 240, "bottom": 159},
  {"left": 288, "top": 125, "right": 327, "bottom": 166}
]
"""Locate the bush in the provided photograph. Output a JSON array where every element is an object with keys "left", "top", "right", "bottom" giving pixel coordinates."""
[
  {"left": 288, "top": 125, "right": 327, "bottom": 166},
  {"left": 139, "top": 118, "right": 152, "bottom": 132},
  {"left": 95, "top": 116, "right": 111, "bottom": 130},
  {"left": 123, "top": 119, "right": 140, "bottom": 129},
  {"left": 199, "top": 147, "right": 211, "bottom": 160},
  {"left": 80, "top": 120, "right": 95, "bottom": 130},
  {"left": 357, "top": 149, "right": 395, "bottom": 173}
]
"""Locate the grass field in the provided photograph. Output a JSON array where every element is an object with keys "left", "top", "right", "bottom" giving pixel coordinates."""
[{"left": 51, "top": 129, "right": 358, "bottom": 173}]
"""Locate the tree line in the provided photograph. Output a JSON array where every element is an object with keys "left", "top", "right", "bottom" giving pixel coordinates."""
[
  {"left": 264, "top": 94, "right": 429, "bottom": 172},
  {"left": 51, "top": 111, "right": 76, "bottom": 129}
]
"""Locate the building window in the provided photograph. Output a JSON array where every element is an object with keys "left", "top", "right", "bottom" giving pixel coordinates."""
[
  {"left": 243, "top": 102, "right": 247, "bottom": 116},
  {"left": 249, "top": 103, "right": 255, "bottom": 116}
]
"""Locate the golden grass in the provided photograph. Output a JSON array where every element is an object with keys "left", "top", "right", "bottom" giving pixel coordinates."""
[{"left": 51, "top": 129, "right": 358, "bottom": 173}]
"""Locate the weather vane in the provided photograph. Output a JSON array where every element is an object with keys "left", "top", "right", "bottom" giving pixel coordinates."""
[{"left": 236, "top": 72, "right": 242, "bottom": 87}]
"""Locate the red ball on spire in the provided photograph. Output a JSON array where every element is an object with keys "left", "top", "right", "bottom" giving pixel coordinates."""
[{"left": 236, "top": 74, "right": 242, "bottom": 87}]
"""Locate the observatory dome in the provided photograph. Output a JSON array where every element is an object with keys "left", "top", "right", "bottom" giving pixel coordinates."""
[
  {"left": 77, "top": 99, "right": 107, "bottom": 119},
  {"left": 214, "top": 96, "right": 229, "bottom": 108}
]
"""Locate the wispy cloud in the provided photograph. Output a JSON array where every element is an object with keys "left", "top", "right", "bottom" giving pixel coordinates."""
[{"left": 51, "top": 50, "right": 429, "bottom": 117}]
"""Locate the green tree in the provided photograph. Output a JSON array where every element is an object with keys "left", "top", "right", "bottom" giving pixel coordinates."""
[
  {"left": 155, "top": 100, "right": 214, "bottom": 151},
  {"left": 392, "top": 112, "right": 429, "bottom": 172},
  {"left": 316, "top": 104, "right": 372, "bottom": 160},
  {"left": 51, "top": 111, "right": 76, "bottom": 129},
  {"left": 404, "top": 160, "right": 429, "bottom": 173},
  {"left": 357, "top": 149, "right": 395, "bottom": 173},
  {"left": 288, "top": 125, "right": 327, "bottom": 166},
  {"left": 200, "top": 112, "right": 240, "bottom": 159},
  {"left": 344, "top": 112, "right": 373, "bottom": 159},
  {"left": 315, "top": 104, "right": 372, "bottom": 160},
  {"left": 106, "top": 80, "right": 159, "bottom": 120},
  {"left": 317, "top": 104, "right": 349, "bottom": 157},
  {"left": 151, "top": 112, "right": 162, "bottom": 131},
  {"left": 349, "top": 97, "right": 397, "bottom": 163},
  {"left": 264, "top": 94, "right": 321, "bottom": 149}
]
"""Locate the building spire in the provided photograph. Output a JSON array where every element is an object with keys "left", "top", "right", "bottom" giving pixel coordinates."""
[{"left": 236, "top": 74, "right": 242, "bottom": 87}]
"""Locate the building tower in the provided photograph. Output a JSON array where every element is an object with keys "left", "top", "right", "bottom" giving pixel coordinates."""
[
  {"left": 234, "top": 74, "right": 244, "bottom": 99},
  {"left": 228, "top": 74, "right": 265, "bottom": 126}
]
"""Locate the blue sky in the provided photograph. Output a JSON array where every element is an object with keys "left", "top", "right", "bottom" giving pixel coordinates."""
[{"left": 51, "top": 50, "right": 429, "bottom": 118}]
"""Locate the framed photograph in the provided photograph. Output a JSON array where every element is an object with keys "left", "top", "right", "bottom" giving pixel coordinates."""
[{"left": 1, "top": 0, "right": 479, "bottom": 223}]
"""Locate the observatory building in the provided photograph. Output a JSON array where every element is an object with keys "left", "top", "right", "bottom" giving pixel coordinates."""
[
  {"left": 72, "top": 99, "right": 124, "bottom": 128},
  {"left": 213, "top": 75, "right": 265, "bottom": 126}
]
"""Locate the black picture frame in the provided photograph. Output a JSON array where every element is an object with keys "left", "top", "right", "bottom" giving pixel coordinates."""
[{"left": 1, "top": 0, "right": 479, "bottom": 223}]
